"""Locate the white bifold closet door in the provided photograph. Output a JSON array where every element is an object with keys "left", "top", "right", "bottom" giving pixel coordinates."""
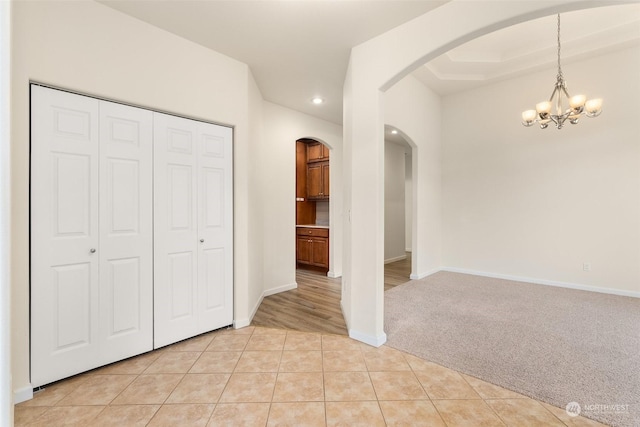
[
  {"left": 31, "top": 86, "right": 153, "bottom": 387},
  {"left": 153, "top": 113, "right": 233, "bottom": 348}
]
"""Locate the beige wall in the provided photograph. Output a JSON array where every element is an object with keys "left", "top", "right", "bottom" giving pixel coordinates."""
[
  {"left": 442, "top": 46, "right": 640, "bottom": 295},
  {"left": 10, "top": 0, "right": 262, "bottom": 397}
]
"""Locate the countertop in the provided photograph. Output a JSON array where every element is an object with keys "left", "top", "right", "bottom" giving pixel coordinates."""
[{"left": 296, "top": 224, "right": 329, "bottom": 229}]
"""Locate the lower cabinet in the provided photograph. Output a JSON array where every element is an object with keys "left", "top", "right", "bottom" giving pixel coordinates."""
[{"left": 296, "top": 227, "right": 329, "bottom": 270}]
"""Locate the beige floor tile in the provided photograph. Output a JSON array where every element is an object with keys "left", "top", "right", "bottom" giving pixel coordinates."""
[
  {"left": 166, "top": 373, "right": 231, "bottom": 404},
  {"left": 284, "top": 332, "right": 322, "bottom": 351},
  {"left": 147, "top": 403, "right": 215, "bottom": 427},
  {"left": 324, "top": 371, "right": 377, "bottom": 401},
  {"left": 56, "top": 374, "right": 136, "bottom": 406},
  {"left": 540, "top": 402, "right": 610, "bottom": 427},
  {"left": 190, "top": 351, "right": 241, "bottom": 373},
  {"left": 362, "top": 346, "right": 412, "bottom": 371},
  {"left": 206, "top": 334, "right": 251, "bottom": 351},
  {"left": 25, "top": 405, "right": 105, "bottom": 426},
  {"left": 219, "top": 372, "right": 277, "bottom": 403},
  {"left": 460, "top": 374, "right": 524, "bottom": 399},
  {"left": 219, "top": 325, "right": 255, "bottom": 335},
  {"left": 323, "top": 350, "right": 367, "bottom": 371},
  {"left": 322, "top": 334, "right": 363, "bottom": 351},
  {"left": 92, "top": 351, "right": 162, "bottom": 375},
  {"left": 379, "top": 400, "right": 447, "bottom": 426},
  {"left": 111, "top": 374, "right": 184, "bottom": 405},
  {"left": 91, "top": 404, "right": 159, "bottom": 427},
  {"left": 165, "top": 333, "right": 216, "bottom": 352},
  {"left": 404, "top": 353, "right": 444, "bottom": 372},
  {"left": 208, "top": 402, "right": 270, "bottom": 426},
  {"left": 13, "top": 406, "right": 49, "bottom": 426},
  {"left": 267, "top": 402, "right": 325, "bottom": 427},
  {"left": 235, "top": 350, "right": 282, "bottom": 372},
  {"left": 273, "top": 372, "right": 324, "bottom": 402},
  {"left": 325, "top": 401, "right": 386, "bottom": 427},
  {"left": 279, "top": 350, "right": 323, "bottom": 372},
  {"left": 369, "top": 371, "right": 428, "bottom": 400},
  {"left": 433, "top": 399, "right": 505, "bottom": 427},
  {"left": 415, "top": 368, "right": 481, "bottom": 399},
  {"left": 245, "top": 334, "right": 286, "bottom": 351},
  {"left": 486, "top": 398, "right": 566, "bottom": 426},
  {"left": 252, "top": 327, "right": 287, "bottom": 335},
  {"left": 17, "top": 374, "right": 91, "bottom": 407},
  {"left": 144, "top": 351, "right": 201, "bottom": 374}
]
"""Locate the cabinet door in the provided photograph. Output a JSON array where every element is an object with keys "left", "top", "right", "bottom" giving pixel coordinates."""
[
  {"left": 98, "top": 101, "right": 153, "bottom": 363},
  {"left": 154, "top": 113, "right": 200, "bottom": 348},
  {"left": 297, "top": 237, "right": 312, "bottom": 264},
  {"left": 306, "top": 142, "right": 323, "bottom": 162},
  {"left": 311, "top": 237, "right": 328, "bottom": 268},
  {"left": 322, "top": 163, "right": 330, "bottom": 198},
  {"left": 31, "top": 86, "right": 100, "bottom": 386},
  {"left": 307, "top": 163, "right": 323, "bottom": 199}
]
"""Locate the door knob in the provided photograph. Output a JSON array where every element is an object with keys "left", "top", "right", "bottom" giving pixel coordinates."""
[
  {"left": 200, "top": 239, "right": 204, "bottom": 243},
  {"left": 89, "top": 248, "right": 96, "bottom": 254}
]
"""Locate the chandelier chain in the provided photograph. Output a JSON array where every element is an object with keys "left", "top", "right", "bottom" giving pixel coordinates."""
[{"left": 556, "top": 14, "right": 563, "bottom": 82}]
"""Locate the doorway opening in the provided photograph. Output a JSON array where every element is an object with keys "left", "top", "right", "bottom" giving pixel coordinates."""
[
  {"left": 384, "top": 125, "right": 413, "bottom": 290},
  {"left": 295, "top": 138, "right": 330, "bottom": 274}
]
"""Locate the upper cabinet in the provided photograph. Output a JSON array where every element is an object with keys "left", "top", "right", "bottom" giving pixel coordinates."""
[
  {"left": 307, "top": 161, "right": 329, "bottom": 200},
  {"left": 306, "top": 142, "right": 330, "bottom": 163},
  {"left": 306, "top": 142, "right": 329, "bottom": 200}
]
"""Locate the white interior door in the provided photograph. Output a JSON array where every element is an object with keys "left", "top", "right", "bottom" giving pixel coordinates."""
[
  {"left": 31, "top": 86, "right": 100, "bottom": 386},
  {"left": 154, "top": 113, "right": 233, "bottom": 348},
  {"left": 197, "top": 122, "right": 233, "bottom": 333},
  {"left": 98, "top": 100, "right": 153, "bottom": 363},
  {"left": 154, "top": 113, "right": 199, "bottom": 347}
]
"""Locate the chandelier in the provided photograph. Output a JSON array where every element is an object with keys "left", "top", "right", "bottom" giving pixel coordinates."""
[{"left": 521, "top": 14, "right": 602, "bottom": 129}]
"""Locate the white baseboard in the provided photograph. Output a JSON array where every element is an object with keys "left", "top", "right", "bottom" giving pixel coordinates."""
[
  {"left": 327, "top": 270, "right": 342, "bottom": 278},
  {"left": 14, "top": 385, "right": 33, "bottom": 404},
  {"left": 409, "top": 268, "right": 440, "bottom": 280},
  {"left": 384, "top": 254, "right": 407, "bottom": 264},
  {"left": 236, "top": 282, "right": 299, "bottom": 328},
  {"left": 442, "top": 267, "right": 640, "bottom": 298},
  {"left": 349, "top": 329, "right": 387, "bottom": 348},
  {"left": 263, "top": 282, "right": 297, "bottom": 297},
  {"left": 405, "top": 248, "right": 412, "bottom": 253}
]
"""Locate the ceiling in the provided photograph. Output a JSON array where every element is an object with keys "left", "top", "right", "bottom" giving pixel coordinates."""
[{"left": 99, "top": 1, "right": 640, "bottom": 125}]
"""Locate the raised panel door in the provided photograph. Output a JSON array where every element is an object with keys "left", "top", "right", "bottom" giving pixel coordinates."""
[
  {"left": 297, "top": 237, "right": 312, "bottom": 264},
  {"left": 307, "top": 163, "right": 323, "bottom": 199},
  {"left": 154, "top": 113, "right": 199, "bottom": 348},
  {"left": 197, "top": 122, "right": 233, "bottom": 334},
  {"left": 31, "top": 85, "right": 100, "bottom": 387},
  {"left": 311, "top": 237, "right": 328, "bottom": 268},
  {"left": 98, "top": 101, "right": 153, "bottom": 362}
]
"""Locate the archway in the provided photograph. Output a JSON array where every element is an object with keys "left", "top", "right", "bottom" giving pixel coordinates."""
[{"left": 341, "top": 0, "right": 620, "bottom": 346}]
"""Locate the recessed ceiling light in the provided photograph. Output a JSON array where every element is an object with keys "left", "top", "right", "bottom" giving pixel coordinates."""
[
  {"left": 391, "top": 129, "right": 398, "bottom": 134},
  {"left": 312, "top": 97, "right": 324, "bottom": 105}
]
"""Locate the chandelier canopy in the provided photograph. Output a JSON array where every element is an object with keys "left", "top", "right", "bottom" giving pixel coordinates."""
[{"left": 521, "top": 14, "right": 602, "bottom": 130}]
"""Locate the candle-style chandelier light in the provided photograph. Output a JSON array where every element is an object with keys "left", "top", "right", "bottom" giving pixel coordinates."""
[{"left": 521, "top": 14, "right": 602, "bottom": 129}]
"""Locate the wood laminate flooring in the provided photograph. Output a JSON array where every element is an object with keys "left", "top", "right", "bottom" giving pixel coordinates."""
[{"left": 252, "top": 254, "right": 411, "bottom": 335}]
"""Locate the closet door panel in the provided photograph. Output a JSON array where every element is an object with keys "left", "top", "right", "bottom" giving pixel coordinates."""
[
  {"left": 99, "top": 101, "right": 153, "bottom": 362},
  {"left": 154, "top": 113, "right": 199, "bottom": 348},
  {"left": 31, "top": 86, "right": 100, "bottom": 387},
  {"left": 197, "top": 123, "right": 233, "bottom": 332}
]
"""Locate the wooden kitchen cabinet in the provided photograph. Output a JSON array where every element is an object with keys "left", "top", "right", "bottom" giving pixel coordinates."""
[
  {"left": 296, "top": 227, "right": 329, "bottom": 270},
  {"left": 306, "top": 142, "right": 330, "bottom": 163},
  {"left": 307, "top": 161, "right": 329, "bottom": 200}
]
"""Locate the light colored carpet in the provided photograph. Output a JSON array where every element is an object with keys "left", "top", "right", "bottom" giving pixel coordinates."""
[{"left": 384, "top": 271, "right": 640, "bottom": 427}]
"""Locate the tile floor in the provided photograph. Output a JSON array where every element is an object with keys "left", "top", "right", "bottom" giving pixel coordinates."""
[{"left": 15, "top": 326, "right": 606, "bottom": 426}]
